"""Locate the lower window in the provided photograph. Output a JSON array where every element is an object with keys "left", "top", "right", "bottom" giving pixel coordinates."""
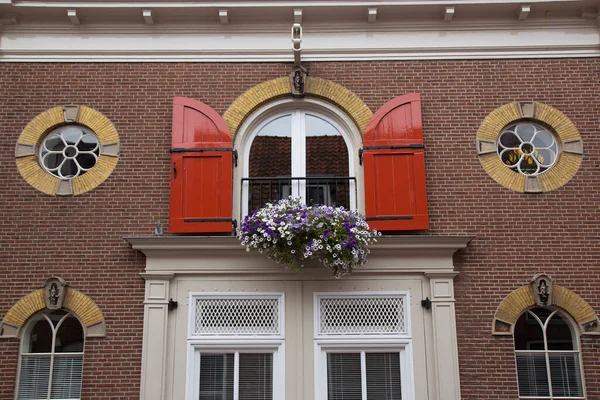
[
  {"left": 198, "top": 352, "right": 273, "bottom": 400},
  {"left": 514, "top": 308, "right": 584, "bottom": 399},
  {"left": 327, "top": 351, "right": 402, "bottom": 400},
  {"left": 17, "top": 310, "right": 84, "bottom": 400}
]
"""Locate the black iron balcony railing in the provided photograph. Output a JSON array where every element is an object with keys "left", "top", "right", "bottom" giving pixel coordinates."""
[{"left": 242, "top": 176, "right": 356, "bottom": 213}]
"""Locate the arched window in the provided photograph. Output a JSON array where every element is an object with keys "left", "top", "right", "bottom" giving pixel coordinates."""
[
  {"left": 514, "top": 308, "right": 584, "bottom": 399},
  {"left": 17, "top": 310, "right": 85, "bottom": 400},
  {"left": 236, "top": 98, "right": 361, "bottom": 219}
]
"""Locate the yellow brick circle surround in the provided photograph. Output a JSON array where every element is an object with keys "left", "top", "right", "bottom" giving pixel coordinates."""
[
  {"left": 15, "top": 106, "right": 120, "bottom": 196},
  {"left": 223, "top": 76, "right": 373, "bottom": 138},
  {"left": 476, "top": 101, "right": 583, "bottom": 193}
]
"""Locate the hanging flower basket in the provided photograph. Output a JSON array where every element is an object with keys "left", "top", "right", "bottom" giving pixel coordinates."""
[{"left": 238, "top": 197, "right": 380, "bottom": 277}]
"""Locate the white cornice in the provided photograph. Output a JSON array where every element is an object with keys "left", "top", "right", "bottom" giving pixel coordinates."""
[
  {"left": 125, "top": 235, "right": 473, "bottom": 276},
  {"left": 7, "top": 0, "right": 590, "bottom": 7}
]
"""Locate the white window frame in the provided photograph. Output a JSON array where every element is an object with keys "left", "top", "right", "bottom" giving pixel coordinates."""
[
  {"left": 514, "top": 308, "right": 586, "bottom": 400},
  {"left": 313, "top": 292, "right": 415, "bottom": 400},
  {"left": 233, "top": 97, "right": 364, "bottom": 220},
  {"left": 186, "top": 293, "right": 285, "bottom": 400},
  {"left": 16, "top": 311, "right": 85, "bottom": 400}
]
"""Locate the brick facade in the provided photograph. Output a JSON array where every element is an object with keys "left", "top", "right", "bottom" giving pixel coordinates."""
[{"left": 1, "top": 59, "right": 599, "bottom": 399}]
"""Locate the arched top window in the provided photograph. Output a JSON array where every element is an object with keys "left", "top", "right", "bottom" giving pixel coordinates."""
[
  {"left": 235, "top": 98, "right": 362, "bottom": 219},
  {"left": 514, "top": 307, "right": 584, "bottom": 399},
  {"left": 18, "top": 310, "right": 85, "bottom": 400}
]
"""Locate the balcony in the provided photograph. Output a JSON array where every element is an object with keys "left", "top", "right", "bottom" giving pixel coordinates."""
[{"left": 241, "top": 176, "right": 356, "bottom": 215}]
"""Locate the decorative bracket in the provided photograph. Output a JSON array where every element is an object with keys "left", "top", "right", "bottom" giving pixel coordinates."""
[
  {"left": 289, "top": 24, "right": 308, "bottom": 97},
  {"left": 291, "top": 23, "right": 302, "bottom": 66}
]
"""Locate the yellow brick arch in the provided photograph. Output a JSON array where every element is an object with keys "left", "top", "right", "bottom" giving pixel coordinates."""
[
  {"left": 492, "top": 285, "right": 600, "bottom": 336},
  {"left": 222, "top": 76, "right": 373, "bottom": 138},
  {"left": 1, "top": 287, "right": 106, "bottom": 338}
]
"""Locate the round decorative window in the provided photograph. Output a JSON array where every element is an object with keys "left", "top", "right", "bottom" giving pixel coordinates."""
[
  {"left": 497, "top": 122, "right": 557, "bottom": 176},
  {"left": 15, "top": 105, "right": 120, "bottom": 196},
  {"left": 39, "top": 125, "right": 100, "bottom": 179},
  {"left": 477, "top": 102, "right": 583, "bottom": 193}
]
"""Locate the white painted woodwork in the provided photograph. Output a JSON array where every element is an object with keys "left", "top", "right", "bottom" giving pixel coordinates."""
[
  {"left": 444, "top": 6, "right": 455, "bottom": 21},
  {"left": 66, "top": 9, "right": 79, "bottom": 24},
  {"left": 140, "top": 275, "right": 173, "bottom": 400},
  {"left": 293, "top": 8, "right": 302, "bottom": 23},
  {"left": 0, "top": 0, "right": 598, "bottom": 61},
  {"left": 367, "top": 7, "right": 377, "bottom": 23},
  {"left": 425, "top": 273, "right": 461, "bottom": 400},
  {"left": 142, "top": 9, "right": 153, "bottom": 24},
  {"left": 518, "top": 4, "right": 531, "bottom": 20},
  {"left": 127, "top": 235, "right": 471, "bottom": 400},
  {"left": 219, "top": 9, "right": 228, "bottom": 24}
]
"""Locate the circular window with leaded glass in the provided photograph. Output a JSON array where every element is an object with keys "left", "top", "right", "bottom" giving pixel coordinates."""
[
  {"left": 477, "top": 101, "right": 583, "bottom": 193},
  {"left": 497, "top": 122, "right": 558, "bottom": 176},
  {"left": 39, "top": 125, "right": 100, "bottom": 179},
  {"left": 15, "top": 105, "right": 120, "bottom": 196}
]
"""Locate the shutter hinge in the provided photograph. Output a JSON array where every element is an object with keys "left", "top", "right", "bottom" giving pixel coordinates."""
[
  {"left": 358, "top": 148, "right": 363, "bottom": 165},
  {"left": 421, "top": 297, "right": 432, "bottom": 310},
  {"left": 172, "top": 162, "right": 177, "bottom": 179},
  {"left": 168, "top": 298, "right": 178, "bottom": 311},
  {"left": 233, "top": 149, "right": 238, "bottom": 167},
  {"left": 232, "top": 219, "right": 238, "bottom": 235}
]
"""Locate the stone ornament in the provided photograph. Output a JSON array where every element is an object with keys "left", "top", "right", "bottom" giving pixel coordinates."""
[
  {"left": 44, "top": 276, "right": 68, "bottom": 310},
  {"left": 530, "top": 273, "right": 553, "bottom": 306},
  {"left": 289, "top": 65, "right": 308, "bottom": 98}
]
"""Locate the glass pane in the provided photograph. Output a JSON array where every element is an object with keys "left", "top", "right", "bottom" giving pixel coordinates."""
[
  {"left": 55, "top": 315, "right": 84, "bottom": 353},
  {"left": 515, "top": 353, "right": 550, "bottom": 397},
  {"left": 366, "top": 353, "right": 401, "bottom": 400},
  {"left": 248, "top": 115, "right": 292, "bottom": 211},
  {"left": 305, "top": 115, "right": 349, "bottom": 207},
  {"left": 549, "top": 353, "right": 584, "bottom": 397},
  {"left": 199, "top": 354, "right": 234, "bottom": 400},
  {"left": 61, "top": 127, "right": 83, "bottom": 146},
  {"left": 50, "top": 355, "right": 83, "bottom": 399},
  {"left": 327, "top": 353, "right": 362, "bottom": 400},
  {"left": 546, "top": 314, "right": 575, "bottom": 350},
  {"left": 26, "top": 318, "right": 53, "bottom": 353},
  {"left": 515, "top": 123, "right": 535, "bottom": 143},
  {"left": 17, "top": 355, "right": 51, "bottom": 400},
  {"left": 514, "top": 311, "right": 544, "bottom": 350},
  {"left": 239, "top": 353, "right": 273, "bottom": 400}
]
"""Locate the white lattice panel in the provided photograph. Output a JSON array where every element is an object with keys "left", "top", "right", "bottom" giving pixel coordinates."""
[
  {"left": 318, "top": 296, "right": 406, "bottom": 335},
  {"left": 194, "top": 297, "right": 280, "bottom": 335}
]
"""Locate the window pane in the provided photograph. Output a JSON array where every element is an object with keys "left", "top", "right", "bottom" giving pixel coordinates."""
[
  {"left": 249, "top": 115, "right": 292, "bottom": 211},
  {"left": 546, "top": 314, "right": 575, "bottom": 350},
  {"left": 305, "top": 115, "right": 349, "bottom": 207},
  {"left": 27, "top": 318, "right": 53, "bottom": 354},
  {"left": 366, "top": 352, "right": 401, "bottom": 400},
  {"left": 549, "top": 353, "right": 584, "bottom": 398},
  {"left": 17, "top": 355, "right": 51, "bottom": 399},
  {"left": 55, "top": 315, "right": 84, "bottom": 353},
  {"left": 515, "top": 353, "right": 550, "bottom": 397},
  {"left": 514, "top": 311, "right": 544, "bottom": 350},
  {"left": 239, "top": 353, "right": 273, "bottom": 400},
  {"left": 199, "top": 354, "right": 234, "bottom": 400},
  {"left": 50, "top": 355, "right": 83, "bottom": 399},
  {"left": 327, "top": 353, "right": 362, "bottom": 400}
]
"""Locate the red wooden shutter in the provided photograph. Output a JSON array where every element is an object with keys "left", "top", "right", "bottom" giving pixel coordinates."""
[
  {"left": 169, "top": 97, "right": 233, "bottom": 234},
  {"left": 363, "top": 93, "right": 428, "bottom": 231}
]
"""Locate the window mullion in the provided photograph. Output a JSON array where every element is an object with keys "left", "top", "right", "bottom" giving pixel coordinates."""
[
  {"left": 234, "top": 351, "right": 240, "bottom": 400},
  {"left": 360, "top": 351, "right": 367, "bottom": 400},
  {"left": 543, "top": 313, "right": 553, "bottom": 399},
  {"left": 291, "top": 110, "right": 306, "bottom": 202}
]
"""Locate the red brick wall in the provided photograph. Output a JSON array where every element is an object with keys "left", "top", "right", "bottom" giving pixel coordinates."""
[{"left": 0, "top": 59, "right": 598, "bottom": 399}]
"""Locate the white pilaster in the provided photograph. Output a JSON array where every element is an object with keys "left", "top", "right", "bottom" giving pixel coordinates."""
[
  {"left": 426, "top": 272, "right": 461, "bottom": 400},
  {"left": 140, "top": 273, "right": 174, "bottom": 400}
]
